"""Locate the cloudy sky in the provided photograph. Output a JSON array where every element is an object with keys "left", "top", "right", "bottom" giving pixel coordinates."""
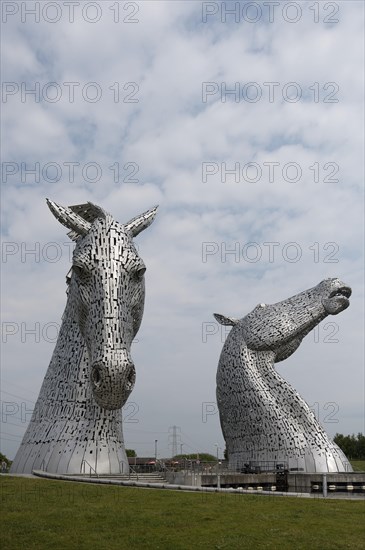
[{"left": 1, "top": 1, "right": 364, "bottom": 461}]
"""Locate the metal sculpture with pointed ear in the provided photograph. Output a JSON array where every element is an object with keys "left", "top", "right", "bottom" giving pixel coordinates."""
[
  {"left": 215, "top": 278, "right": 353, "bottom": 473},
  {"left": 213, "top": 314, "right": 239, "bottom": 326},
  {"left": 11, "top": 199, "right": 158, "bottom": 476},
  {"left": 46, "top": 199, "right": 92, "bottom": 237},
  {"left": 124, "top": 205, "right": 158, "bottom": 237}
]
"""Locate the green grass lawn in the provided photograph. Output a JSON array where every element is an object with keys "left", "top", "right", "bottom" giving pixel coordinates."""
[
  {"left": 351, "top": 460, "right": 365, "bottom": 472},
  {"left": 1, "top": 476, "right": 365, "bottom": 550}
]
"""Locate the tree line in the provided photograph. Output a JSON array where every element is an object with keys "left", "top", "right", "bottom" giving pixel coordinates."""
[{"left": 334, "top": 433, "right": 365, "bottom": 459}]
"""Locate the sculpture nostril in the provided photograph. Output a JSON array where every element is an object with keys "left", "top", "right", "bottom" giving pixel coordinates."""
[
  {"left": 126, "top": 365, "right": 136, "bottom": 390},
  {"left": 91, "top": 360, "right": 135, "bottom": 408},
  {"left": 92, "top": 367, "right": 102, "bottom": 387}
]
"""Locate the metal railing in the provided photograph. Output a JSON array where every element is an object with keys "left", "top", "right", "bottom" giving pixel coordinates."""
[
  {"left": 156, "top": 460, "right": 291, "bottom": 475},
  {"left": 128, "top": 466, "right": 139, "bottom": 481},
  {"left": 81, "top": 459, "right": 99, "bottom": 477}
]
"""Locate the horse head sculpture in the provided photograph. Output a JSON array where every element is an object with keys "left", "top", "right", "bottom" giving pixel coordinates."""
[
  {"left": 10, "top": 199, "right": 157, "bottom": 475},
  {"left": 215, "top": 278, "right": 353, "bottom": 473},
  {"left": 47, "top": 200, "right": 157, "bottom": 410}
]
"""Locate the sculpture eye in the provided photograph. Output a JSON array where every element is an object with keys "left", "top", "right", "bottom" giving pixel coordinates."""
[
  {"left": 73, "top": 264, "right": 90, "bottom": 280},
  {"left": 135, "top": 267, "right": 146, "bottom": 279}
]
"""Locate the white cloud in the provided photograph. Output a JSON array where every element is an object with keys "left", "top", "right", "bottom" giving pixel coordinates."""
[{"left": 1, "top": 1, "right": 364, "bottom": 460}]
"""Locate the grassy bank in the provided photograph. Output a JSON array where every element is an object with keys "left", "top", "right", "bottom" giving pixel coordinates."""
[
  {"left": 351, "top": 460, "right": 365, "bottom": 472},
  {"left": 1, "top": 476, "right": 365, "bottom": 550}
]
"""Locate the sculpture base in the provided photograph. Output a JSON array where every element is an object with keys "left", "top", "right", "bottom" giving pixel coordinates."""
[
  {"left": 10, "top": 439, "right": 129, "bottom": 476},
  {"left": 197, "top": 472, "right": 365, "bottom": 494},
  {"left": 227, "top": 446, "right": 352, "bottom": 474}
]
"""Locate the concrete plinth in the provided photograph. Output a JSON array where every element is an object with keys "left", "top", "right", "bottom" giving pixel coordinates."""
[{"left": 166, "top": 471, "right": 365, "bottom": 495}]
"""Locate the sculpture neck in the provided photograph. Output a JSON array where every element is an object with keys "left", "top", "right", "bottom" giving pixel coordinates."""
[
  {"left": 38, "top": 290, "right": 88, "bottom": 407},
  {"left": 240, "top": 344, "right": 324, "bottom": 438}
]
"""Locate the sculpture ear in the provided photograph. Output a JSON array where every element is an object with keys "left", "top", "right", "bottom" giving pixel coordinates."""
[
  {"left": 46, "top": 199, "right": 91, "bottom": 240},
  {"left": 125, "top": 205, "right": 158, "bottom": 237},
  {"left": 214, "top": 313, "right": 239, "bottom": 326}
]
